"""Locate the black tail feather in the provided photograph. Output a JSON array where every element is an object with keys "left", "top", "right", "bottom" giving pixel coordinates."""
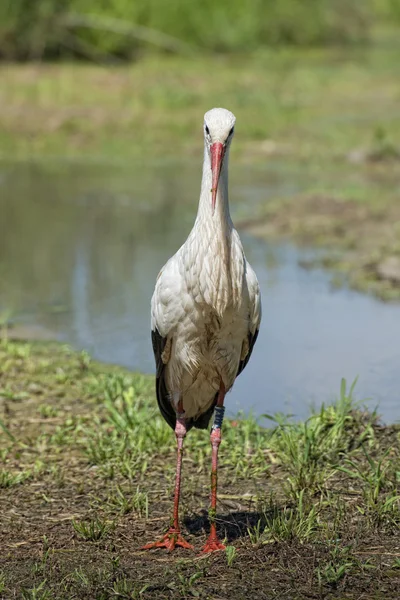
[{"left": 156, "top": 375, "right": 217, "bottom": 432}]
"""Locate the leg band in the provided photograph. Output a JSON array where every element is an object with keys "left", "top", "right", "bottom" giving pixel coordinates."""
[{"left": 212, "top": 406, "right": 225, "bottom": 430}]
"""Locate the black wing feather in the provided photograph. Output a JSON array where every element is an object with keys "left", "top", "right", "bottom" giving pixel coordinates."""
[
  {"left": 151, "top": 328, "right": 176, "bottom": 430},
  {"left": 151, "top": 328, "right": 217, "bottom": 431},
  {"left": 237, "top": 328, "right": 259, "bottom": 377}
]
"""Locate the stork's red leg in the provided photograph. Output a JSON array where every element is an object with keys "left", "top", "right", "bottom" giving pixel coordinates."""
[
  {"left": 142, "top": 415, "right": 193, "bottom": 551},
  {"left": 201, "top": 383, "right": 226, "bottom": 553}
]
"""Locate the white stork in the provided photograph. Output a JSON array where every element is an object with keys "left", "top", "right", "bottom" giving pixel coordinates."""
[{"left": 143, "top": 108, "right": 261, "bottom": 553}]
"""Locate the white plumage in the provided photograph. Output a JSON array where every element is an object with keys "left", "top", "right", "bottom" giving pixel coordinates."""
[{"left": 151, "top": 108, "right": 261, "bottom": 426}]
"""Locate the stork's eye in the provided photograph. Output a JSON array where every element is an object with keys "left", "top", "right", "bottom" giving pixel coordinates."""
[{"left": 205, "top": 124, "right": 210, "bottom": 135}]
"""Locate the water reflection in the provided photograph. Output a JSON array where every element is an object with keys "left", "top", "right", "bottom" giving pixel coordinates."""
[{"left": 1, "top": 161, "right": 399, "bottom": 422}]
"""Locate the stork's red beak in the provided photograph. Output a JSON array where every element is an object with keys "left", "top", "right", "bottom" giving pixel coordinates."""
[{"left": 210, "top": 142, "right": 225, "bottom": 215}]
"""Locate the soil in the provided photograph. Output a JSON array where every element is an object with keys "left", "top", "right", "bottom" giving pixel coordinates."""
[{"left": 2, "top": 463, "right": 400, "bottom": 600}]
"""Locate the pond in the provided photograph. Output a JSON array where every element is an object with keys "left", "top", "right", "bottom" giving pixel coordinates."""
[{"left": 1, "top": 161, "right": 399, "bottom": 422}]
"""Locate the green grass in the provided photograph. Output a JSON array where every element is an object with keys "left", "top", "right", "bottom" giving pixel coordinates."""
[
  {"left": 0, "top": 469, "right": 31, "bottom": 488},
  {"left": 1, "top": 338, "right": 400, "bottom": 597},
  {"left": 248, "top": 491, "right": 321, "bottom": 544},
  {"left": 21, "top": 580, "right": 51, "bottom": 600},
  {"left": 72, "top": 517, "right": 114, "bottom": 541},
  {"left": 1, "top": 35, "right": 400, "bottom": 164}
]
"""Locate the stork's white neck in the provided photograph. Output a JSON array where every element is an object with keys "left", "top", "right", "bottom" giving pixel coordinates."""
[{"left": 182, "top": 143, "right": 244, "bottom": 314}]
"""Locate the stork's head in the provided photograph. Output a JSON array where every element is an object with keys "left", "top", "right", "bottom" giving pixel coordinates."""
[{"left": 204, "top": 108, "right": 236, "bottom": 214}]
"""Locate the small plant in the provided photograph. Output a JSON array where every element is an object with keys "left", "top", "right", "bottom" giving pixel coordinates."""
[
  {"left": 249, "top": 492, "right": 320, "bottom": 544},
  {"left": 337, "top": 446, "right": 400, "bottom": 525},
  {"left": 247, "top": 519, "right": 264, "bottom": 545},
  {"left": 315, "top": 545, "right": 368, "bottom": 589},
  {"left": 338, "top": 446, "right": 392, "bottom": 495},
  {"left": 356, "top": 491, "right": 400, "bottom": 527},
  {"left": 1, "top": 341, "right": 31, "bottom": 359},
  {"left": 38, "top": 403, "right": 59, "bottom": 418},
  {"left": 225, "top": 545, "right": 237, "bottom": 567},
  {"left": 70, "top": 567, "right": 90, "bottom": 586},
  {"left": 112, "top": 578, "right": 149, "bottom": 598},
  {"left": 54, "top": 370, "right": 69, "bottom": 384},
  {"left": 0, "top": 418, "right": 16, "bottom": 442},
  {"left": 391, "top": 558, "right": 400, "bottom": 570},
  {"left": 106, "top": 485, "right": 148, "bottom": 517},
  {"left": 177, "top": 570, "right": 203, "bottom": 596},
  {"left": 265, "top": 502, "right": 320, "bottom": 543},
  {"left": 0, "top": 386, "right": 29, "bottom": 401},
  {"left": 72, "top": 517, "right": 114, "bottom": 541},
  {"left": 21, "top": 580, "right": 50, "bottom": 600},
  {"left": 78, "top": 350, "right": 91, "bottom": 371},
  {"left": 0, "top": 469, "right": 31, "bottom": 488},
  {"left": 31, "top": 540, "right": 52, "bottom": 576},
  {"left": 316, "top": 557, "right": 354, "bottom": 587}
]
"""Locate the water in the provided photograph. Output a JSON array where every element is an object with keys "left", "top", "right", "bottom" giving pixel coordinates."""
[{"left": 1, "top": 161, "right": 400, "bottom": 423}]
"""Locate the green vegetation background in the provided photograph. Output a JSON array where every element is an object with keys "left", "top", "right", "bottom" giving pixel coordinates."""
[{"left": 2, "top": 0, "right": 400, "bottom": 59}]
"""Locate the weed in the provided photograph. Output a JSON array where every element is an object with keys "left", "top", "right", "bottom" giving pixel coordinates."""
[
  {"left": 112, "top": 578, "right": 149, "bottom": 598},
  {"left": 176, "top": 570, "right": 203, "bottom": 597},
  {"left": 0, "top": 386, "right": 29, "bottom": 402},
  {"left": 357, "top": 490, "right": 400, "bottom": 527},
  {"left": 0, "top": 469, "right": 31, "bottom": 488},
  {"left": 72, "top": 517, "right": 114, "bottom": 541},
  {"left": 265, "top": 496, "right": 320, "bottom": 543},
  {"left": 391, "top": 558, "right": 400, "bottom": 569},
  {"left": 316, "top": 545, "right": 375, "bottom": 589},
  {"left": 31, "top": 547, "right": 51, "bottom": 576},
  {"left": 70, "top": 567, "right": 90, "bottom": 586},
  {"left": 225, "top": 545, "right": 237, "bottom": 567},
  {"left": 0, "top": 418, "right": 16, "bottom": 442},
  {"left": 81, "top": 373, "right": 171, "bottom": 477},
  {"left": 78, "top": 350, "right": 91, "bottom": 372},
  {"left": 248, "top": 491, "right": 320, "bottom": 544},
  {"left": 38, "top": 404, "right": 59, "bottom": 418},
  {"left": 316, "top": 546, "right": 356, "bottom": 588},
  {"left": 0, "top": 341, "right": 31, "bottom": 359},
  {"left": 337, "top": 446, "right": 400, "bottom": 525},
  {"left": 21, "top": 580, "right": 50, "bottom": 600},
  {"left": 247, "top": 519, "right": 264, "bottom": 545},
  {"left": 105, "top": 485, "right": 149, "bottom": 517}
]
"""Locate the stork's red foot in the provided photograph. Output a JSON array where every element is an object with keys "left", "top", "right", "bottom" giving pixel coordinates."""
[
  {"left": 141, "top": 528, "right": 194, "bottom": 552},
  {"left": 201, "top": 534, "right": 226, "bottom": 553}
]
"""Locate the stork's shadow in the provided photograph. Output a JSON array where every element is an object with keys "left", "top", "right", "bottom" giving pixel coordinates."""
[{"left": 184, "top": 509, "right": 267, "bottom": 543}]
